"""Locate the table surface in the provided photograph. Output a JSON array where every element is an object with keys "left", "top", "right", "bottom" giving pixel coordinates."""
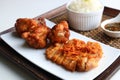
[{"left": 0, "top": 0, "right": 120, "bottom": 80}]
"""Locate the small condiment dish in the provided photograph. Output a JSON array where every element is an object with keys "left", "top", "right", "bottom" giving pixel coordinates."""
[{"left": 101, "top": 13, "right": 120, "bottom": 38}]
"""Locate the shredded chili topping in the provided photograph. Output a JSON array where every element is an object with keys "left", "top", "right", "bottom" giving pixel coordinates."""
[{"left": 63, "top": 39, "right": 103, "bottom": 60}]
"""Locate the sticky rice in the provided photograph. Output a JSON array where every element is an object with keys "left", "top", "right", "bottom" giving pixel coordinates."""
[{"left": 68, "top": 0, "right": 103, "bottom": 13}]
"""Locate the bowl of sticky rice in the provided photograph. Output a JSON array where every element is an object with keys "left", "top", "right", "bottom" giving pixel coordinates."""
[{"left": 66, "top": 0, "right": 104, "bottom": 31}]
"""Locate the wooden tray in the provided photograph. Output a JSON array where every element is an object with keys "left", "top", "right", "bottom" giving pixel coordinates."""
[{"left": 0, "top": 4, "right": 120, "bottom": 80}]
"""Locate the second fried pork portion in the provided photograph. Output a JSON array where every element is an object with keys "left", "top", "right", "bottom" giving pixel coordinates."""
[
  {"left": 48, "top": 21, "right": 70, "bottom": 44},
  {"left": 46, "top": 39, "right": 103, "bottom": 72}
]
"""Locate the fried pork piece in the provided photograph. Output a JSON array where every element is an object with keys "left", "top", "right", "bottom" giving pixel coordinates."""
[
  {"left": 62, "top": 39, "right": 86, "bottom": 71},
  {"left": 22, "top": 25, "right": 50, "bottom": 49},
  {"left": 15, "top": 17, "right": 46, "bottom": 37},
  {"left": 46, "top": 39, "right": 103, "bottom": 72},
  {"left": 46, "top": 43, "right": 64, "bottom": 64},
  {"left": 63, "top": 39, "right": 103, "bottom": 71},
  {"left": 48, "top": 21, "right": 70, "bottom": 43}
]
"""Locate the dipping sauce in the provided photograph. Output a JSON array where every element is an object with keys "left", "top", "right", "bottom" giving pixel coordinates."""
[{"left": 105, "top": 22, "right": 120, "bottom": 31}]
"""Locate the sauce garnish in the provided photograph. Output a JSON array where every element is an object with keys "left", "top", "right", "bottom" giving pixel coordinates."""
[{"left": 105, "top": 22, "right": 120, "bottom": 31}]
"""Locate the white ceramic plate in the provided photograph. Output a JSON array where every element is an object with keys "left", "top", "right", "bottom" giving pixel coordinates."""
[{"left": 1, "top": 20, "right": 120, "bottom": 80}]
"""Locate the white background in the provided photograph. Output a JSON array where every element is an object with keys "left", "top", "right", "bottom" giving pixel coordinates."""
[{"left": 0, "top": 0, "right": 120, "bottom": 80}]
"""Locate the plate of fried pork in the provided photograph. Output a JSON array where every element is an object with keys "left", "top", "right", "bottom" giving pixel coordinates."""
[{"left": 1, "top": 17, "right": 120, "bottom": 80}]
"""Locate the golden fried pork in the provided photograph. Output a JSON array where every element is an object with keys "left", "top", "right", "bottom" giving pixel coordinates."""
[
  {"left": 46, "top": 39, "right": 103, "bottom": 72},
  {"left": 15, "top": 17, "right": 103, "bottom": 71},
  {"left": 22, "top": 26, "right": 50, "bottom": 49},
  {"left": 48, "top": 21, "right": 70, "bottom": 44},
  {"left": 15, "top": 17, "right": 46, "bottom": 37},
  {"left": 46, "top": 43, "right": 64, "bottom": 64},
  {"left": 15, "top": 17, "right": 50, "bottom": 49}
]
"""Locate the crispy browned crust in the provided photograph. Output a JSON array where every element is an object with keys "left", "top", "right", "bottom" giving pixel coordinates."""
[
  {"left": 48, "top": 21, "right": 70, "bottom": 44},
  {"left": 15, "top": 17, "right": 46, "bottom": 37},
  {"left": 46, "top": 43, "right": 64, "bottom": 62},
  {"left": 22, "top": 26, "right": 50, "bottom": 48},
  {"left": 46, "top": 39, "right": 103, "bottom": 72},
  {"left": 15, "top": 17, "right": 50, "bottom": 49}
]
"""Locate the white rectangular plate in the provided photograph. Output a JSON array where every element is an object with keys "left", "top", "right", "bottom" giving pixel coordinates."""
[{"left": 1, "top": 20, "right": 120, "bottom": 80}]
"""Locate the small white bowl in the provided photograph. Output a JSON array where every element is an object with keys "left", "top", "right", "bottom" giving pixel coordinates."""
[
  {"left": 66, "top": 0, "right": 104, "bottom": 31},
  {"left": 101, "top": 13, "right": 120, "bottom": 38}
]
